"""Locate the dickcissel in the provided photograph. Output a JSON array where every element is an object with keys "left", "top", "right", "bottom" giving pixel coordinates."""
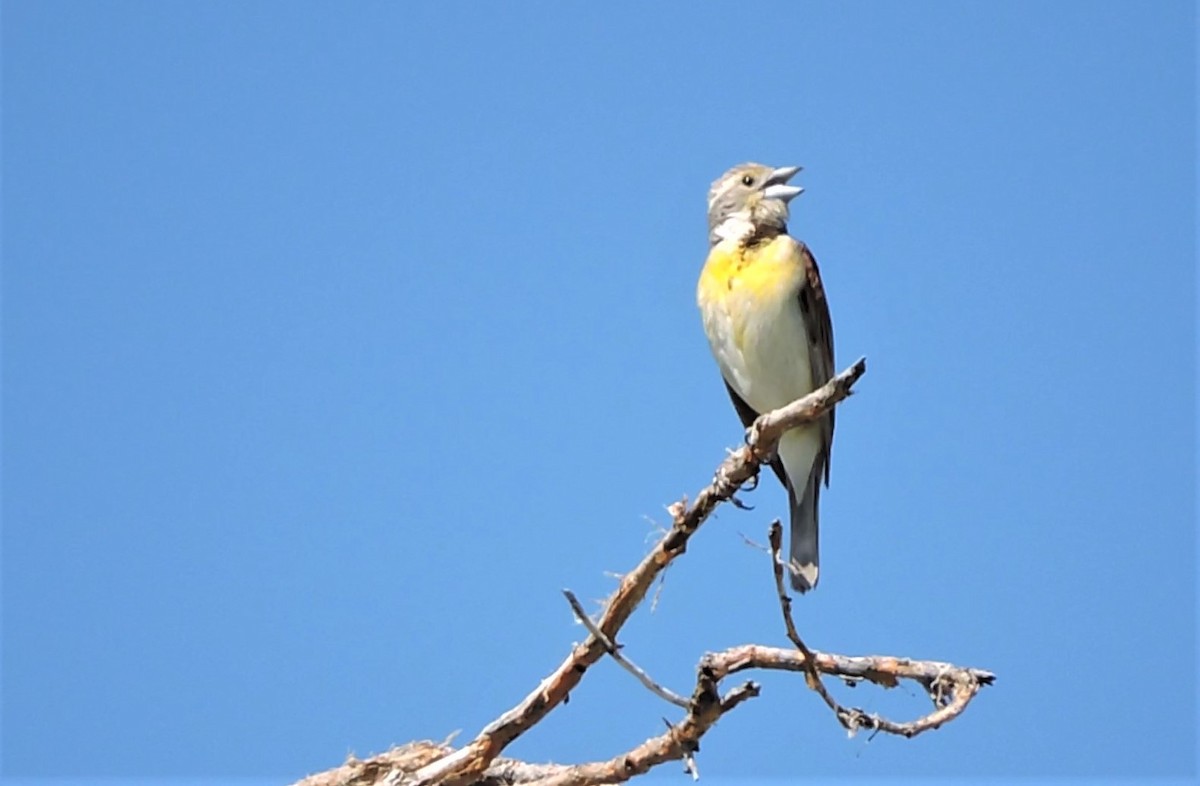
[{"left": 697, "top": 163, "right": 835, "bottom": 592}]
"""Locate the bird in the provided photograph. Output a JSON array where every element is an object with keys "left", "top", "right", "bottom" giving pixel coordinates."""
[{"left": 696, "top": 162, "right": 836, "bottom": 592}]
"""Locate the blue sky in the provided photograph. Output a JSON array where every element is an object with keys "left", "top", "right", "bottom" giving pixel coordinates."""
[{"left": 2, "top": 1, "right": 1195, "bottom": 783}]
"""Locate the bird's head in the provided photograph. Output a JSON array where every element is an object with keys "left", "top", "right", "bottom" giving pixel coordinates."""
[{"left": 707, "top": 162, "right": 803, "bottom": 245}]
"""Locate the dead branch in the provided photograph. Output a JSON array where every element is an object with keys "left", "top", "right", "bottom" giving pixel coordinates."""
[
  {"left": 513, "top": 672, "right": 760, "bottom": 786},
  {"left": 563, "top": 589, "right": 689, "bottom": 709},
  {"left": 766, "top": 520, "right": 850, "bottom": 717},
  {"left": 405, "top": 359, "right": 867, "bottom": 786},
  {"left": 295, "top": 742, "right": 576, "bottom": 786},
  {"left": 763, "top": 520, "right": 992, "bottom": 737},
  {"left": 290, "top": 357, "right": 995, "bottom": 786}
]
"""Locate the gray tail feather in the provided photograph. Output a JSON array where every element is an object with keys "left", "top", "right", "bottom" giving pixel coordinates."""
[{"left": 786, "top": 464, "right": 822, "bottom": 593}]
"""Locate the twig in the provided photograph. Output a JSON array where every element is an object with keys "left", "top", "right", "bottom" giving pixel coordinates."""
[
  {"left": 765, "top": 519, "right": 992, "bottom": 737},
  {"left": 707, "top": 644, "right": 995, "bottom": 691},
  {"left": 767, "top": 520, "right": 858, "bottom": 727},
  {"left": 705, "top": 644, "right": 992, "bottom": 739},
  {"left": 562, "top": 589, "right": 689, "bottom": 709},
  {"left": 745, "top": 358, "right": 866, "bottom": 458},
  {"left": 737, "top": 531, "right": 769, "bottom": 552},
  {"left": 516, "top": 664, "right": 760, "bottom": 786}
]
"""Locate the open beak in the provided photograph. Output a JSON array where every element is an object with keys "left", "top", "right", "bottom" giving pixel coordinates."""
[{"left": 762, "top": 165, "right": 804, "bottom": 203}]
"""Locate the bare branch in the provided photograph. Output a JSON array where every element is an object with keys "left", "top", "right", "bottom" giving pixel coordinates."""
[
  {"left": 704, "top": 644, "right": 995, "bottom": 739},
  {"left": 293, "top": 742, "right": 582, "bottom": 786},
  {"left": 409, "top": 360, "right": 869, "bottom": 786},
  {"left": 746, "top": 357, "right": 867, "bottom": 457},
  {"left": 562, "top": 589, "right": 689, "bottom": 709},
  {"left": 763, "top": 519, "right": 992, "bottom": 737},
  {"left": 766, "top": 520, "right": 851, "bottom": 720},
  {"left": 291, "top": 356, "right": 995, "bottom": 786},
  {"left": 516, "top": 664, "right": 759, "bottom": 786}
]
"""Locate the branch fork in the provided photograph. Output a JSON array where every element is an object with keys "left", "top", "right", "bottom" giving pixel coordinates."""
[{"left": 292, "top": 357, "right": 994, "bottom": 786}]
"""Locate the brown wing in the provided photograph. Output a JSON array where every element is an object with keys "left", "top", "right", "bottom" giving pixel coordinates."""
[
  {"left": 796, "top": 241, "right": 836, "bottom": 485},
  {"left": 724, "top": 380, "right": 789, "bottom": 488}
]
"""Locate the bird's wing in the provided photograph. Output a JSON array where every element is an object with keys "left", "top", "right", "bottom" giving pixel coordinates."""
[
  {"left": 723, "top": 379, "right": 788, "bottom": 488},
  {"left": 796, "top": 240, "right": 836, "bottom": 485}
]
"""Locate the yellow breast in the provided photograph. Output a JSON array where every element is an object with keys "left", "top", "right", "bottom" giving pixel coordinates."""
[
  {"left": 698, "top": 236, "right": 802, "bottom": 302},
  {"left": 697, "top": 235, "right": 804, "bottom": 350},
  {"left": 697, "top": 233, "right": 812, "bottom": 415}
]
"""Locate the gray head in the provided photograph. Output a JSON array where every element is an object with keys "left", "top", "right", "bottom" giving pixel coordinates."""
[{"left": 707, "top": 162, "right": 804, "bottom": 246}]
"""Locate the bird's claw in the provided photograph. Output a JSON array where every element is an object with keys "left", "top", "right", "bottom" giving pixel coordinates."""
[{"left": 729, "top": 494, "right": 755, "bottom": 511}]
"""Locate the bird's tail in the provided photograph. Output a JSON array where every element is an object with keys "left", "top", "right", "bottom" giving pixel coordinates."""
[{"left": 787, "top": 461, "right": 823, "bottom": 593}]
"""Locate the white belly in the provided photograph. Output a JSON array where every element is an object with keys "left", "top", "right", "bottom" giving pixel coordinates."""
[
  {"left": 701, "top": 283, "right": 815, "bottom": 416},
  {"left": 699, "top": 266, "right": 821, "bottom": 489}
]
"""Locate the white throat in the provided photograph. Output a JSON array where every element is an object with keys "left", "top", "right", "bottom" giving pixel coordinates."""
[{"left": 710, "top": 214, "right": 755, "bottom": 245}]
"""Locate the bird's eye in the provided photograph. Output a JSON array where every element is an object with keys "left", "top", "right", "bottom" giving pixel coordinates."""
[{"left": 741, "top": 175, "right": 755, "bottom": 186}]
